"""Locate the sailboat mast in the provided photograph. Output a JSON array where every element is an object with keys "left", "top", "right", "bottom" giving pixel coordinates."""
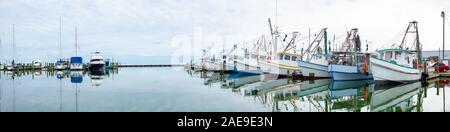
[
  {"left": 12, "top": 24, "right": 15, "bottom": 62},
  {"left": 75, "top": 26, "right": 78, "bottom": 56},
  {"left": 59, "top": 17, "right": 62, "bottom": 59}
]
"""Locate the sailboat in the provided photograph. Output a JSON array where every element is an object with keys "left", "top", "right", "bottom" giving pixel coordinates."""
[
  {"left": 297, "top": 28, "right": 331, "bottom": 78},
  {"left": 70, "top": 27, "right": 83, "bottom": 70},
  {"left": 259, "top": 18, "right": 301, "bottom": 77},
  {"left": 328, "top": 28, "right": 372, "bottom": 81},
  {"left": 7, "top": 24, "right": 16, "bottom": 71},
  {"left": 55, "top": 18, "right": 67, "bottom": 71},
  {"left": 370, "top": 21, "right": 425, "bottom": 82}
]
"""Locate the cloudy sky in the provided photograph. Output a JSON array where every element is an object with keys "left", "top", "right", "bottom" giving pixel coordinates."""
[{"left": 0, "top": 0, "right": 449, "bottom": 63}]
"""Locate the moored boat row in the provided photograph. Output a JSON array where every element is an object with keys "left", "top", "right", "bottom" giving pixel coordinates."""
[{"left": 188, "top": 20, "right": 431, "bottom": 84}]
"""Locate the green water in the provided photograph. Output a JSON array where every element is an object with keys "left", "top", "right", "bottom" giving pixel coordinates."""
[{"left": 0, "top": 67, "right": 449, "bottom": 112}]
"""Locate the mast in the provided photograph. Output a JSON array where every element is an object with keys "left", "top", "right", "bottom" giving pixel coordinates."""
[
  {"left": 59, "top": 17, "right": 62, "bottom": 59},
  {"left": 414, "top": 21, "right": 422, "bottom": 65},
  {"left": 75, "top": 26, "right": 78, "bottom": 56},
  {"left": 324, "top": 29, "right": 328, "bottom": 55},
  {"left": 12, "top": 24, "right": 15, "bottom": 63}
]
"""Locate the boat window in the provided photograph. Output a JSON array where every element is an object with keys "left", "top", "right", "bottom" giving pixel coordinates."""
[
  {"left": 406, "top": 56, "right": 410, "bottom": 64},
  {"left": 395, "top": 51, "right": 402, "bottom": 60},
  {"left": 385, "top": 51, "right": 392, "bottom": 61},
  {"left": 285, "top": 55, "right": 291, "bottom": 60},
  {"left": 292, "top": 56, "right": 297, "bottom": 61},
  {"left": 279, "top": 54, "right": 284, "bottom": 60}
]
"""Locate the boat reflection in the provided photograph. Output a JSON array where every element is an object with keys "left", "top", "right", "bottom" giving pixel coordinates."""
[{"left": 195, "top": 70, "right": 446, "bottom": 112}]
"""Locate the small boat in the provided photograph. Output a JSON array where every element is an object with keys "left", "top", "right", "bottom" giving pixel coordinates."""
[
  {"left": 55, "top": 59, "right": 67, "bottom": 70},
  {"left": 32, "top": 59, "right": 43, "bottom": 70},
  {"left": 6, "top": 64, "right": 14, "bottom": 71},
  {"left": 298, "top": 28, "right": 331, "bottom": 78},
  {"left": 70, "top": 57, "right": 83, "bottom": 70},
  {"left": 370, "top": 21, "right": 424, "bottom": 83},
  {"left": 328, "top": 28, "right": 373, "bottom": 81},
  {"left": 89, "top": 51, "right": 106, "bottom": 71}
]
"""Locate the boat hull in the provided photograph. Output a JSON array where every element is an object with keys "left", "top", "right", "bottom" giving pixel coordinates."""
[
  {"left": 70, "top": 63, "right": 84, "bottom": 70},
  {"left": 89, "top": 64, "right": 105, "bottom": 71},
  {"left": 234, "top": 60, "right": 261, "bottom": 75},
  {"left": 328, "top": 64, "right": 373, "bottom": 81},
  {"left": 259, "top": 61, "right": 300, "bottom": 76},
  {"left": 370, "top": 57, "right": 421, "bottom": 83},
  {"left": 297, "top": 60, "right": 331, "bottom": 78}
]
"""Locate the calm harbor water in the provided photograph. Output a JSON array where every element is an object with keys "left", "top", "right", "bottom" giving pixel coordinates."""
[{"left": 0, "top": 67, "right": 449, "bottom": 112}]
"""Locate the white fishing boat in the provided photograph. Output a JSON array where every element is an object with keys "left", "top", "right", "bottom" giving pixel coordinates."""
[
  {"left": 260, "top": 52, "right": 301, "bottom": 76},
  {"left": 259, "top": 18, "right": 301, "bottom": 76},
  {"left": 328, "top": 28, "right": 372, "bottom": 81},
  {"left": 370, "top": 21, "right": 424, "bottom": 83},
  {"left": 234, "top": 51, "right": 262, "bottom": 75},
  {"left": 298, "top": 28, "right": 331, "bottom": 78}
]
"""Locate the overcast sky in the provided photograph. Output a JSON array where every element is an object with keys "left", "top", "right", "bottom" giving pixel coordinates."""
[{"left": 0, "top": 0, "right": 449, "bottom": 62}]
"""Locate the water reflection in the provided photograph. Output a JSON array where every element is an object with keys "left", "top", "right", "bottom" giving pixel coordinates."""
[
  {"left": 0, "top": 69, "right": 118, "bottom": 112},
  {"left": 0, "top": 68, "right": 449, "bottom": 112},
  {"left": 190, "top": 69, "right": 450, "bottom": 112}
]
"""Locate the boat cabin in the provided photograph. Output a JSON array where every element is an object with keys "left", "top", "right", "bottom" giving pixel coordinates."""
[
  {"left": 271, "top": 52, "right": 302, "bottom": 62},
  {"left": 377, "top": 48, "right": 414, "bottom": 68}
]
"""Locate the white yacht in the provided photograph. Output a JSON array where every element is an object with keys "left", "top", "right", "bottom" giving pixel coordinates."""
[{"left": 89, "top": 51, "right": 106, "bottom": 70}]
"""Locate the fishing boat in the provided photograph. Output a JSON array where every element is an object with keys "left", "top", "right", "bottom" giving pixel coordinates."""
[
  {"left": 297, "top": 28, "right": 331, "bottom": 78},
  {"left": 89, "top": 51, "right": 106, "bottom": 71},
  {"left": 234, "top": 49, "right": 262, "bottom": 75},
  {"left": 328, "top": 28, "right": 373, "bottom": 81},
  {"left": 370, "top": 21, "right": 424, "bottom": 83},
  {"left": 259, "top": 18, "right": 302, "bottom": 77}
]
